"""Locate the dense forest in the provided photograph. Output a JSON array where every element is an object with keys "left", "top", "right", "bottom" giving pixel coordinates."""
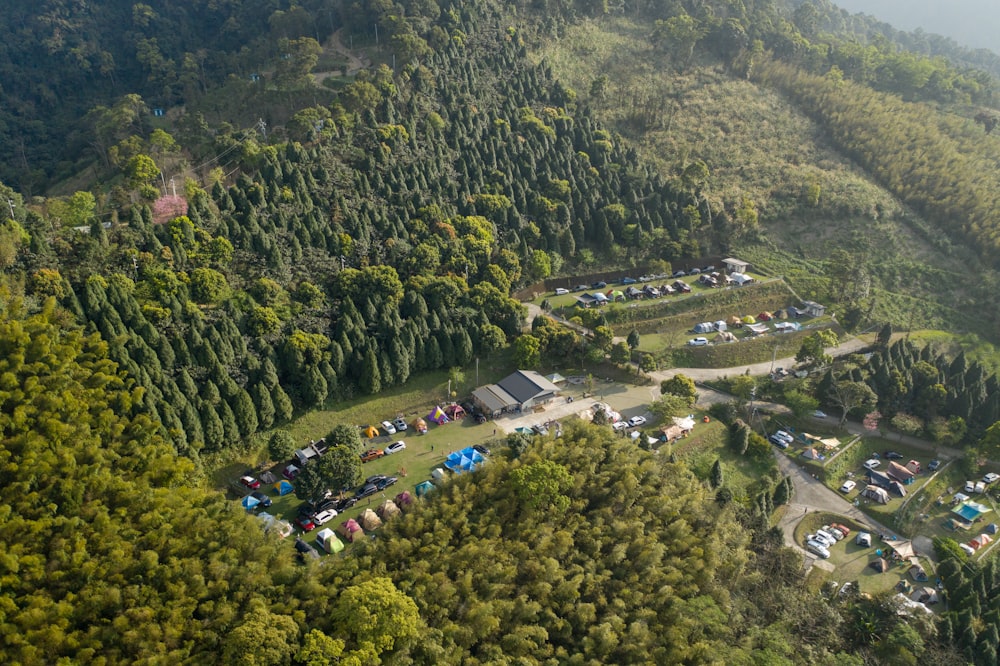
[{"left": 3, "top": 0, "right": 1000, "bottom": 662}]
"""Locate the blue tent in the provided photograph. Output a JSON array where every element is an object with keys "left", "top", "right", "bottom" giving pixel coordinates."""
[
  {"left": 274, "top": 480, "right": 294, "bottom": 496},
  {"left": 444, "top": 447, "right": 486, "bottom": 474},
  {"left": 241, "top": 495, "right": 261, "bottom": 511},
  {"left": 415, "top": 480, "right": 435, "bottom": 497}
]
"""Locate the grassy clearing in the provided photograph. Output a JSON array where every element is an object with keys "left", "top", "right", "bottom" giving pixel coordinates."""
[
  {"left": 672, "top": 416, "right": 780, "bottom": 501},
  {"left": 792, "top": 511, "right": 927, "bottom": 596},
  {"left": 536, "top": 18, "right": 990, "bottom": 341}
]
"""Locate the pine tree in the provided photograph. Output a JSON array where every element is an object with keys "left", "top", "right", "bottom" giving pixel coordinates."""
[
  {"left": 361, "top": 345, "right": 382, "bottom": 395},
  {"left": 710, "top": 459, "right": 724, "bottom": 489}
]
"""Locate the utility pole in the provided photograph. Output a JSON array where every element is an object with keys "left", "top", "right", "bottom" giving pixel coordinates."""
[
  {"left": 257, "top": 118, "right": 268, "bottom": 141},
  {"left": 475, "top": 357, "right": 480, "bottom": 387},
  {"left": 169, "top": 176, "right": 177, "bottom": 198},
  {"left": 374, "top": 23, "right": 379, "bottom": 46},
  {"left": 6, "top": 198, "right": 14, "bottom": 220}
]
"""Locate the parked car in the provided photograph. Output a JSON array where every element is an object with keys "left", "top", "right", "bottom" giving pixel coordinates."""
[
  {"left": 984, "top": 473, "right": 1000, "bottom": 484},
  {"left": 355, "top": 483, "right": 379, "bottom": 499},
  {"left": 627, "top": 415, "right": 647, "bottom": 428},
  {"left": 612, "top": 420, "right": 629, "bottom": 432},
  {"left": 773, "top": 430, "right": 794, "bottom": 444},
  {"left": 334, "top": 496, "right": 358, "bottom": 512},
  {"left": 812, "top": 410, "right": 828, "bottom": 419},
  {"left": 375, "top": 476, "right": 398, "bottom": 491},
  {"left": 863, "top": 459, "right": 881, "bottom": 470},
  {"left": 392, "top": 418, "right": 408, "bottom": 432},
  {"left": 555, "top": 287, "right": 569, "bottom": 295},
  {"left": 573, "top": 284, "right": 589, "bottom": 292},
  {"left": 621, "top": 277, "right": 637, "bottom": 284},
  {"left": 250, "top": 491, "right": 272, "bottom": 508},
  {"left": 769, "top": 435, "right": 789, "bottom": 449},
  {"left": 672, "top": 270, "right": 687, "bottom": 278},
  {"left": 702, "top": 265, "right": 715, "bottom": 273},
  {"left": 806, "top": 540, "right": 831, "bottom": 559},
  {"left": 365, "top": 475, "right": 389, "bottom": 486},
  {"left": 811, "top": 531, "right": 836, "bottom": 548},
  {"left": 883, "top": 451, "right": 904, "bottom": 460},
  {"left": 533, "top": 423, "right": 549, "bottom": 436},
  {"left": 822, "top": 526, "right": 845, "bottom": 540},
  {"left": 381, "top": 420, "right": 397, "bottom": 435},
  {"left": 313, "top": 509, "right": 338, "bottom": 525},
  {"left": 689, "top": 267, "right": 701, "bottom": 275},
  {"left": 296, "top": 515, "right": 317, "bottom": 531},
  {"left": 385, "top": 440, "right": 407, "bottom": 455},
  {"left": 688, "top": 337, "right": 709, "bottom": 346},
  {"left": 473, "top": 444, "right": 491, "bottom": 456},
  {"left": 840, "top": 480, "right": 857, "bottom": 493},
  {"left": 239, "top": 475, "right": 261, "bottom": 489},
  {"left": 360, "top": 448, "right": 385, "bottom": 463},
  {"left": 965, "top": 481, "right": 977, "bottom": 493},
  {"left": 592, "top": 281, "right": 607, "bottom": 289},
  {"left": 832, "top": 523, "right": 851, "bottom": 536},
  {"left": 928, "top": 459, "right": 942, "bottom": 471}
]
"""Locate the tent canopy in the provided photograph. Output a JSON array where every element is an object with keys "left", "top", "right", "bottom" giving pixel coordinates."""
[
  {"left": 359, "top": 508, "right": 382, "bottom": 530},
  {"left": 394, "top": 491, "right": 413, "bottom": 508},
  {"left": 413, "top": 417, "right": 427, "bottom": 432},
  {"left": 363, "top": 425, "right": 379, "bottom": 438},
  {"left": 741, "top": 315, "right": 756, "bottom": 324},
  {"left": 377, "top": 500, "right": 401, "bottom": 519},
  {"left": 414, "top": 480, "right": 435, "bottom": 497},
  {"left": 444, "top": 403, "right": 466, "bottom": 419},
  {"left": 241, "top": 495, "right": 260, "bottom": 511},
  {"left": 274, "top": 479, "right": 294, "bottom": 495},
  {"left": 891, "top": 541, "right": 916, "bottom": 559},
  {"left": 871, "top": 558, "right": 889, "bottom": 573},
  {"left": 338, "top": 519, "right": 364, "bottom": 542},
  {"left": 427, "top": 406, "right": 450, "bottom": 425}
]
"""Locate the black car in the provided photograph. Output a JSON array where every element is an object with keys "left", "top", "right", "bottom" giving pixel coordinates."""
[
  {"left": 473, "top": 444, "right": 491, "bottom": 456},
  {"left": 356, "top": 483, "right": 379, "bottom": 499},
  {"left": 883, "top": 451, "right": 904, "bottom": 460},
  {"left": 364, "top": 474, "right": 388, "bottom": 486},
  {"left": 375, "top": 476, "right": 398, "bottom": 491},
  {"left": 297, "top": 502, "right": 318, "bottom": 518},
  {"left": 315, "top": 497, "right": 340, "bottom": 513},
  {"left": 592, "top": 281, "right": 607, "bottom": 289},
  {"left": 251, "top": 491, "right": 272, "bottom": 508},
  {"left": 294, "top": 537, "right": 320, "bottom": 561},
  {"left": 928, "top": 459, "right": 942, "bottom": 471},
  {"left": 335, "top": 496, "right": 358, "bottom": 512}
]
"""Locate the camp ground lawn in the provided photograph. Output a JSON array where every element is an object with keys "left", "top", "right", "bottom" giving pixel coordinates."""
[
  {"left": 815, "top": 437, "right": 948, "bottom": 524},
  {"left": 793, "top": 511, "right": 934, "bottom": 598}
]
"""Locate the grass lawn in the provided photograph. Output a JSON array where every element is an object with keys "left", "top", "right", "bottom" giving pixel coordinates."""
[
  {"left": 672, "top": 415, "right": 780, "bottom": 500},
  {"left": 815, "top": 437, "right": 947, "bottom": 535},
  {"left": 793, "top": 511, "right": 929, "bottom": 597}
]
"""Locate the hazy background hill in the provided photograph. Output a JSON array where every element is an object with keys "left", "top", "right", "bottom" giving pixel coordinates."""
[{"left": 832, "top": 0, "right": 1000, "bottom": 54}]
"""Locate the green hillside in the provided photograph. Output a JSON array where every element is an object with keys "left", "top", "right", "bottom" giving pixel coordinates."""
[{"left": 3, "top": 0, "right": 1000, "bottom": 663}]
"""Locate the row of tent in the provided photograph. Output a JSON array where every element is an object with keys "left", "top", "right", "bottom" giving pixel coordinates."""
[{"left": 361, "top": 405, "right": 464, "bottom": 438}]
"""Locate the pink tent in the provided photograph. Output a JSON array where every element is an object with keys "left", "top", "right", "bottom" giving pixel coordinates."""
[{"left": 338, "top": 518, "right": 364, "bottom": 543}]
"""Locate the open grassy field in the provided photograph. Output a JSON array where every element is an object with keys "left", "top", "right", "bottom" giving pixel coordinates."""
[
  {"left": 792, "top": 511, "right": 930, "bottom": 597},
  {"left": 534, "top": 16, "right": 993, "bottom": 342}
]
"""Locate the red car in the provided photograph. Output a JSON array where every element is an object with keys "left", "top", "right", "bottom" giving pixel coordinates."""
[
  {"left": 239, "top": 475, "right": 261, "bottom": 489},
  {"left": 296, "top": 515, "right": 316, "bottom": 531}
]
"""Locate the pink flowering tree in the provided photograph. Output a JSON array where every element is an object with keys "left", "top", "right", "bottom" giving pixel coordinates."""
[
  {"left": 862, "top": 411, "right": 882, "bottom": 433},
  {"left": 151, "top": 195, "right": 188, "bottom": 225}
]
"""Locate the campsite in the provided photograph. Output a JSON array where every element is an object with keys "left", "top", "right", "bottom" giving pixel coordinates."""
[{"left": 794, "top": 512, "right": 936, "bottom": 597}]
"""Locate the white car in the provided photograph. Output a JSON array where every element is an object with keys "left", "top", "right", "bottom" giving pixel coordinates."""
[
  {"left": 984, "top": 473, "right": 1000, "bottom": 484},
  {"left": 812, "top": 410, "right": 828, "bottom": 419},
  {"left": 627, "top": 416, "right": 647, "bottom": 428},
  {"left": 554, "top": 288, "right": 569, "bottom": 296},
  {"left": 840, "top": 480, "right": 857, "bottom": 493},
  {"left": 381, "top": 420, "right": 397, "bottom": 435},
  {"left": 773, "top": 430, "right": 794, "bottom": 444},
  {"left": 392, "top": 418, "right": 408, "bottom": 432},
  {"left": 863, "top": 459, "right": 881, "bottom": 470},
  {"left": 815, "top": 530, "right": 837, "bottom": 547},
  {"left": 806, "top": 540, "right": 831, "bottom": 559},
  {"left": 385, "top": 440, "right": 406, "bottom": 455},
  {"left": 612, "top": 420, "right": 629, "bottom": 432},
  {"left": 966, "top": 481, "right": 977, "bottom": 493},
  {"left": 688, "top": 337, "right": 709, "bottom": 346},
  {"left": 960, "top": 543, "right": 976, "bottom": 556},
  {"left": 313, "top": 509, "right": 338, "bottom": 525}
]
